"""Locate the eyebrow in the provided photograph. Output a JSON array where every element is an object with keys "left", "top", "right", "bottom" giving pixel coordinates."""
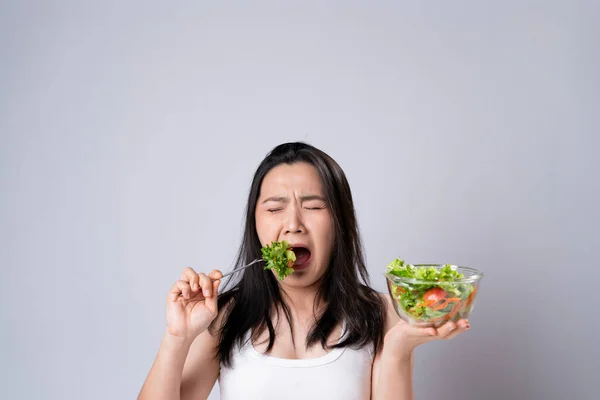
[{"left": 261, "top": 195, "right": 327, "bottom": 204}]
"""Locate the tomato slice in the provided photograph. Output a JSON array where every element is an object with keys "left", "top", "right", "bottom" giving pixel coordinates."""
[{"left": 423, "top": 287, "right": 447, "bottom": 303}]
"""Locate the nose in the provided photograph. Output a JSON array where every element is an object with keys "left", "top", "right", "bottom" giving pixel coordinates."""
[{"left": 284, "top": 204, "right": 305, "bottom": 234}]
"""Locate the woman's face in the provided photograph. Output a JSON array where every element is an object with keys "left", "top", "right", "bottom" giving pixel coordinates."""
[{"left": 255, "top": 162, "right": 334, "bottom": 289}]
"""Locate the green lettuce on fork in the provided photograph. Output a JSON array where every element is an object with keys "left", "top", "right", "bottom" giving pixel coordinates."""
[{"left": 261, "top": 240, "right": 297, "bottom": 280}]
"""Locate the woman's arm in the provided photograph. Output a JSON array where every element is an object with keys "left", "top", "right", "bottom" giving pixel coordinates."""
[
  {"left": 371, "top": 343, "right": 414, "bottom": 400},
  {"left": 138, "top": 268, "right": 225, "bottom": 400},
  {"left": 371, "top": 294, "right": 469, "bottom": 400},
  {"left": 371, "top": 294, "right": 414, "bottom": 400},
  {"left": 138, "top": 327, "right": 220, "bottom": 400}
]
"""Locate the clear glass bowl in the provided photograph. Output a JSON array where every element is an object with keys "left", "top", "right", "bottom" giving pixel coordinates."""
[{"left": 384, "top": 265, "right": 483, "bottom": 328}]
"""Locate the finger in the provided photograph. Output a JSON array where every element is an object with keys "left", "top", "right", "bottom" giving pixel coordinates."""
[
  {"left": 168, "top": 280, "right": 192, "bottom": 302},
  {"left": 209, "top": 269, "right": 223, "bottom": 280},
  {"left": 205, "top": 279, "right": 221, "bottom": 314},
  {"left": 437, "top": 321, "right": 459, "bottom": 339},
  {"left": 394, "top": 323, "right": 437, "bottom": 344},
  {"left": 418, "top": 326, "right": 437, "bottom": 337},
  {"left": 181, "top": 267, "right": 200, "bottom": 292},
  {"left": 198, "top": 273, "right": 213, "bottom": 298},
  {"left": 168, "top": 281, "right": 182, "bottom": 302},
  {"left": 458, "top": 319, "right": 470, "bottom": 330},
  {"left": 447, "top": 319, "right": 470, "bottom": 340},
  {"left": 445, "top": 327, "right": 467, "bottom": 340},
  {"left": 400, "top": 321, "right": 437, "bottom": 338},
  {"left": 177, "top": 280, "right": 193, "bottom": 299}
]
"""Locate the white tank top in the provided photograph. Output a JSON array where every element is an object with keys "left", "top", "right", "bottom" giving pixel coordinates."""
[{"left": 218, "top": 323, "right": 374, "bottom": 400}]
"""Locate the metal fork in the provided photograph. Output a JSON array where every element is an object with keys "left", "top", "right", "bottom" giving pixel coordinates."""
[
  {"left": 178, "top": 258, "right": 263, "bottom": 297},
  {"left": 220, "top": 258, "right": 264, "bottom": 279}
]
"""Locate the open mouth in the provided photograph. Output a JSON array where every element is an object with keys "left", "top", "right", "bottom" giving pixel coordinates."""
[{"left": 291, "top": 245, "right": 311, "bottom": 267}]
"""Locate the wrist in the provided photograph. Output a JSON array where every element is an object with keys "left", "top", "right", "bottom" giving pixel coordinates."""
[
  {"left": 382, "top": 332, "right": 415, "bottom": 363},
  {"left": 162, "top": 329, "right": 196, "bottom": 350},
  {"left": 382, "top": 347, "right": 413, "bottom": 365}
]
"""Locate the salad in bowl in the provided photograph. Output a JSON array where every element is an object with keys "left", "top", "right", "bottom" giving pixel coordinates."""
[{"left": 384, "top": 258, "right": 483, "bottom": 328}]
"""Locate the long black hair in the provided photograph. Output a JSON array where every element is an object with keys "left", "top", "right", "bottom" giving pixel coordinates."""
[{"left": 211, "top": 142, "right": 385, "bottom": 367}]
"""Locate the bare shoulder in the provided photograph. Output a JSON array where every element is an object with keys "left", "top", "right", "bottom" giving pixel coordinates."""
[{"left": 377, "top": 292, "right": 400, "bottom": 335}]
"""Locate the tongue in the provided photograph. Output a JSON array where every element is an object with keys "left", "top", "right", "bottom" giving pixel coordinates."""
[{"left": 293, "top": 248, "right": 311, "bottom": 265}]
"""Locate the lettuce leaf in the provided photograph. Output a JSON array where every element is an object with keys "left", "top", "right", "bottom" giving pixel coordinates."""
[{"left": 261, "top": 240, "right": 296, "bottom": 280}]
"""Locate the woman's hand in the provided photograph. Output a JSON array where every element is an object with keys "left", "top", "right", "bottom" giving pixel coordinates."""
[
  {"left": 372, "top": 316, "right": 470, "bottom": 400},
  {"left": 165, "top": 267, "right": 223, "bottom": 342},
  {"left": 384, "top": 318, "right": 471, "bottom": 360}
]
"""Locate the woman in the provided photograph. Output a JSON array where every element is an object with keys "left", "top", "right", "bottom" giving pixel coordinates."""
[{"left": 138, "top": 142, "right": 470, "bottom": 400}]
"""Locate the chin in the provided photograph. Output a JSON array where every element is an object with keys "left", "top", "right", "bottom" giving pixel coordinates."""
[{"left": 283, "top": 269, "right": 325, "bottom": 287}]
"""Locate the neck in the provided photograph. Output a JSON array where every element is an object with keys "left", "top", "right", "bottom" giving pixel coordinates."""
[{"left": 279, "top": 282, "right": 325, "bottom": 323}]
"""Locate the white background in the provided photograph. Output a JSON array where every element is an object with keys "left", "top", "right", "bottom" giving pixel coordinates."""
[{"left": 1, "top": 1, "right": 598, "bottom": 399}]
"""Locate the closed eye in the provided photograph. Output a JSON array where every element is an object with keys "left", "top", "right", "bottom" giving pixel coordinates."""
[{"left": 267, "top": 208, "right": 283, "bottom": 213}]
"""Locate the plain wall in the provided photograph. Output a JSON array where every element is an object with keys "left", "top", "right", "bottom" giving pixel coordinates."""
[{"left": 1, "top": 1, "right": 598, "bottom": 399}]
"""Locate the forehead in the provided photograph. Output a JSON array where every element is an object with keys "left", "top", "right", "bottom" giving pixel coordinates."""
[{"left": 260, "top": 162, "right": 323, "bottom": 195}]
